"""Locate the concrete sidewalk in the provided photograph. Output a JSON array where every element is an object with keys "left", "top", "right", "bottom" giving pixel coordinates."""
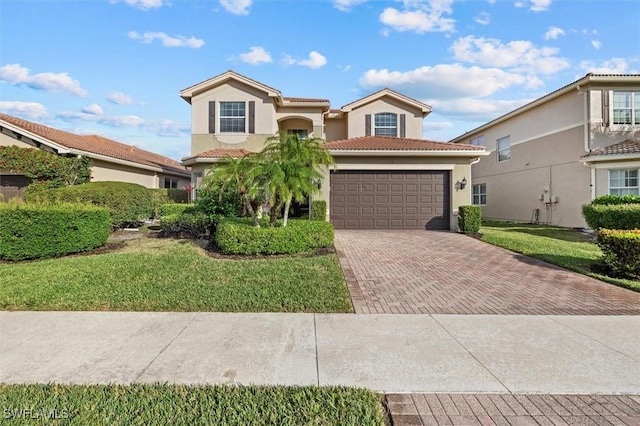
[{"left": 1, "top": 312, "right": 638, "bottom": 394}]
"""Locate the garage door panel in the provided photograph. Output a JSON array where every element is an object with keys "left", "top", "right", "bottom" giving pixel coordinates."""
[{"left": 330, "top": 170, "right": 450, "bottom": 230}]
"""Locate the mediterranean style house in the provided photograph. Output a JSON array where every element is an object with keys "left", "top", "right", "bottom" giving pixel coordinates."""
[
  {"left": 450, "top": 73, "right": 640, "bottom": 228},
  {"left": 180, "top": 70, "right": 487, "bottom": 230},
  {"left": 0, "top": 113, "right": 190, "bottom": 199}
]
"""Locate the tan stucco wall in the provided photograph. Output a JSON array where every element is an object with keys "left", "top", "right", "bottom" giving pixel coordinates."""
[
  {"left": 347, "top": 97, "right": 424, "bottom": 139},
  {"left": 318, "top": 155, "right": 477, "bottom": 231},
  {"left": 588, "top": 89, "right": 640, "bottom": 149},
  {"left": 325, "top": 117, "right": 347, "bottom": 142},
  {"left": 0, "top": 130, "right": 35, "bottom": 149},
  {"left": 192, "top": 133, "right": 271, "bottom": 155},
  {"left": 158, "top": 173, "right": 191, "bottom": 190},
  {"left": 90, "top": 159, "right": 159, "bottom": 188}
]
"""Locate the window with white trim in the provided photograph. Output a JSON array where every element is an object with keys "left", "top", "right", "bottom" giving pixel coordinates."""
[
  {"left": 220, "top": 102, "right": 245, "bottom": 133},
  {"left": 609, "top": 169, "right": 639, "bottom": 195},
  {"left": 612, "top": 91, "right": 640, "bottom": 125},
  {"left": 164, "top": 178, "right": 178, "bottom": 189},
  {"left": 374, "top": 112, "right": 397, "bottom": 136},
  {"left": 472, "top": 183, "right": 486, "bottom": 205},
  {"left": 497, "top": 136, "right": 511, "bottom": 162},
  {"left": 287, "top": 129, "right": 308, "bottom": 140},
  {"left": 470, "top": 135, "right": 484, "bottom": 146}
]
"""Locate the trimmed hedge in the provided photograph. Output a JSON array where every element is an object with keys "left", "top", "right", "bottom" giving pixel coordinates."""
[
  {"left": 582, "top": 204, "right": 640, "bottom": 230},
  {"left": 0, "top": 203, "right": 110, "bottom": 260},
  {"left": 596, "top": 229, "right": 640, "bottom": 278},
  {"left": 161, "top": 203, "right": 194, "bottom": 217},
  {"left": 311, "top": 200, "right": 327, "bottom": 221},
  {"left": 590, "top": 194, "right": 640, "bottom": 205},
  {"left": 215, "top": 218, "right": 334, "bottom": 255},
  {"left": 25, "top": 181, "right": 153, "bottom": 228},
  {"left": 160, "top": 211, "right": 218, "bottom": 239},
  {"left": 458, "top": 205, "right": 481, "bottom": 234},
  {"left": 149, "top": 189, "right": 173, "bottom": 219}
]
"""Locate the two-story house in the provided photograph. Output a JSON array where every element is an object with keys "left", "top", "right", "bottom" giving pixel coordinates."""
[
  {"left": 450, "top": 73, "right": 640, "bottom": 228},
  {"left": 180, "top": 70, "right": 488, "bottom": 230}
]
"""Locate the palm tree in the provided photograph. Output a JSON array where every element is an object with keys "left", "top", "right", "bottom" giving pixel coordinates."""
[
  {"left": 261, "top": 133, "right": 335, "bottom": 226},
  {"left": 202, "top": 154, "right": 261, "bottom": 227}
]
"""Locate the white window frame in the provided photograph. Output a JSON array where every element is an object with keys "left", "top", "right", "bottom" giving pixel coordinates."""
[
  {"left": 374, "top": 112, "right": 398, "bottom": 137},
  {"left": 472, "top": 183, "right": 487, "bottom": 206},
  {"left": 287, "top": 129, "right": 308, "bottom": 140},
  {"left": 611, "top": 91, "right": 640, "bottom": 126},
  {"left": 608, "top": 168, "right": 640, "bottom": 196},
  {"left": 497, "top": 136, "right": 511, "bottom": 162},
  {"left": 219, "top": 101, "right": 246, "bottom": 133},
  {"left": 470, "top": 135, "right": 484, "bottom": 146}
]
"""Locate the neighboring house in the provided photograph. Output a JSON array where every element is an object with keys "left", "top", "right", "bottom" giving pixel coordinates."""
[
  {"left": 180, "top": 70, "right": 487, "bottom": 230},
  {"left": 450, "top": 74, "right": 640, "bottom": 228},
  {"left": 0, "top": 113, "right": 190, "bottom": 200}
]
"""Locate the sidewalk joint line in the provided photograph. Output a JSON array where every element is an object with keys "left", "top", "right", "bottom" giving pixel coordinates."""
[
  {"left": 430, "top": 315, "right": 512, "bottom": 394},
  {"left": 313, "top": 314, "right": 320, "bottom": 386},
  {"left": 133, "top": 313, "right": 198, "bottom": 382}
]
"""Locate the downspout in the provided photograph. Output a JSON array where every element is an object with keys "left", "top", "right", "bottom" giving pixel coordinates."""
[{"left": 577, "top": 84, "right": 596, "bottom": 201}]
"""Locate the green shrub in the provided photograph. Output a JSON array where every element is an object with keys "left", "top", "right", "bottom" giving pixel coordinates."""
[
  {"left": 0, "top": 146, "right": 91, "bottom": 187},
  {"left": 590, "top": 194, "right": 640, "bottom": 205},
  {"left": 582, "top": 204, "right": 640, "bottom": 230},
  {"left": 596, "top": 229, "right": 640, "bottom": 278},
  {"left": 149, "top": 189, "right": 173, "bottom": 219},
  {"left": 167, "top": 188, "right": 189, "bottom": 203},
  {"left": 215, "top": 218, "right": 334, "bottom": 255},
  {"left": 0, "top": 203, "right": 110, "bottom": 260},
  {"left": 458, "top": 205, "right": 481, "bottom": 234},
  {"left": 160, "top": 211, "right": 218, "bottom": 238},
  {"left": 311, "top": 200, "right": 327, "bottom": 221},
  {"left": 161, "top": 203, "right": 195, "bottom": 217},
  {"left": 194, "top": 185, "right": 241, "bottom": 217},
  {"left": 27, "top": 181, "right": 153, "bottom": 228}
]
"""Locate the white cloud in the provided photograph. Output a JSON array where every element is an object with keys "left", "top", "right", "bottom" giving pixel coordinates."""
[
  {"left": 220, "top": 0, "right": 252, "bottom": 15},
  {"left": 423, "top": 121, "right": 454, "bottom": 131},
  {"left": 82, "top": 104, "right": 104, "bottom": 115},
  {"left": 359, "top": 64, "right": 538, "bottom": 99},
  {"left": 146, "top": 119, "right": 190, "bottom": 137},
  {"left": 380, "top": 0, "right": 456, "bottom": 34},
  {"left": 427, "top": 97, "right": 534, "bottom": 120},
  {"left": 283, "top": 51, "right": 327, "bottom": 69},
  {"left": 0, "top": 64, "right": 88, "bottom": 97},
  {"left": 514, "top": 1, "right": 526, "bottom": 7},
  {"left": 579, "top": 58, "right": 635, "bottom": 74},
  {"left": 108, "top": 91, "right": 137, "bottom": 105},
  {"left": 127, "top": 31, "right": 204, "bottom": 48},
  {"left": 236, "top": 46, "right": 272, "bottom": 65},
  {"left": 530, "top": 0, "right": 552, "bottom": 12},
  {"left": 0, "top": 101, "right": 49, "bottom": 120},
  {"left": 474, "top": 12, "right": 490, "bottom": 25},
  {"left": 332, "top": 0, "right": 367, "bottom": 12},
  {"left": 591, "top": 40, "right": 602, "bottom": 50},
  {"left": 111, "top": 0, "right": 167, "bottom": 10},
  {"left": 544, "top": 26, "right": 565, "bottom": 40},
  {"left": 338, "top": 64, "right": 352, "bottom": 72},
  {"left": 451, "top": 35, "right": 570, "bottom": 75}
]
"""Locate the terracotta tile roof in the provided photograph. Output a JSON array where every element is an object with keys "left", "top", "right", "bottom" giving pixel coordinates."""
[
  {"left": 182, "top": 148, "right": 252, "bottom": 162},
  {"left": 323, "top": 136, "right": 484, "bottom": 151},
  {"left": 582, "top": 139, "right": 640, "bottom": 158},
  {"left": 282, "top": 97, "right": 330, "bottom": 103},
  {"left": 0, "top": 113, "right": 188, "bottom": 176}
]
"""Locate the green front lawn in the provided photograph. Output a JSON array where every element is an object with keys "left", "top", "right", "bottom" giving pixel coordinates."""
[
  {"left": 0, "top": 384, "right": 386, "bottom": 425},
  {"left": 0, "top": 238, "right": 353, "bottom": 312},
  {"left": 479, "top": 221, "right": 640, "bottom": 291}
]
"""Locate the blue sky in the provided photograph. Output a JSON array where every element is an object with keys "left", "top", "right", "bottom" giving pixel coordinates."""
[{"left": 1, "top": 0, "right": 638, "bottom": 161}]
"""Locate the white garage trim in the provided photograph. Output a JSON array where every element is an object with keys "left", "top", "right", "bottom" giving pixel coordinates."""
[{"left": 331, "top": 163, "right": 455, "bottom": 170}]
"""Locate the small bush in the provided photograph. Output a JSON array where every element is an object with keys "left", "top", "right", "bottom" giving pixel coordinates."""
[
  {"left": 27, "top": 181, "right": 153, "bottom": 228},
  {"left": 311, "top": 200, "right": 327, "bottom": 221},
  {"left": 167, "top": 188, "right": 189, "bottom": 203},
  {"left": 596, "top": 229, "right": 640, "bottom": 279},
  {"left": 582, "top": 204, "right": 640, "bottom": 230},
  {"left": 0, "top": 203, "right": 110, "bottom": 260},
  {"left": 149, "top": 189, "right": 173, "bottom": 219},
  {"left": 161, "top": 203, "right": 194, "bottom": 217},
  {"left": 215, "top": 218, "right": 334, "bottom": 255},
  {"left": 458, "top": 205, "right": 481, "bottom": 234},
  {"left": 194, "top": 185, "right": 241, "bottom": 217},
  {"left": 160, "top": 211, "right": 218, "bottom": 239},
  {"left": 590, "top": 194, "right": 640, "bottom": 205}
]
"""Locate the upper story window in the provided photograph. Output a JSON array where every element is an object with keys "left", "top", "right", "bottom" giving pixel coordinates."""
[
  {"left": 219, "top": 102, "right": 246, "bottom": 133},
  {"left": 497, "top": 136, "right": 511, "bottom": 162},
  {"left": 612, "top": 91, "right": 640, "bottom": 125},
  {"left": 287, "top": 129, "right": 308, "bottom": 140},
  {"left": 374, "top": 113, "right": 397, "bottom": 137},
  {"left": 609, "top": 169, "right": 639, "bottom": 195},
  {"left": 470, "top": 135, "right": 484, "bottom": 146}
]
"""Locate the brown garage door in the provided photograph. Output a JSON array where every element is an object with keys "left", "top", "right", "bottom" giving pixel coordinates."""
[
  {"left": 0, "top": 175, "right": 32, "bottom": 202},
  {"left": 330, "top": 170, "right": 449, "bottom": 229}
]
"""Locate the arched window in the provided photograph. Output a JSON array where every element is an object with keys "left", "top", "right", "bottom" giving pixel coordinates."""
[{"left": 374, "top": 113, "right": 397, "bottom": 136}]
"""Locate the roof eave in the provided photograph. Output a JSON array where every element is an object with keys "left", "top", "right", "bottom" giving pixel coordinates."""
[
  {"left": 0, "top": 120, "right": 71, "bottom": 155},
  {"left": 180, "top": 71, "right": 281, "bottom": 103},
  {"left": 328, "top": 149, "right": 489, "bottom": 157},
  {"left": 581, "top": 152, "right": 640, "bottom": 163}
]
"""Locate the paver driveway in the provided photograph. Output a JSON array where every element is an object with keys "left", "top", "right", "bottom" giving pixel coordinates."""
[{"left": 334, "top": 230, "right": 640, "bottom": 315}]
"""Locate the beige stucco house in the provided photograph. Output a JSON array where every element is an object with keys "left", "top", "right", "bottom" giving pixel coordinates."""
[
  {"left": 0, "top": 113, "right": 190, "bottom": 199},
  {"left": 450, "top": 74, "right": 640, "bottom": 228},
  {"left": 180, "top": 70, "right": 487, "bottom": 230}
]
